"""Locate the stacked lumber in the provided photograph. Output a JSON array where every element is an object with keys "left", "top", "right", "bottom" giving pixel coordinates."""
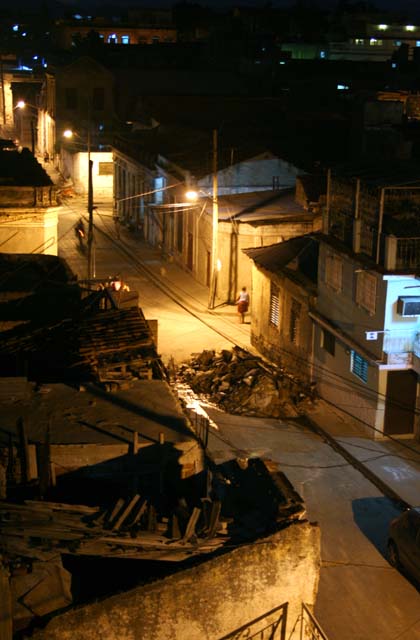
[{"left": 0, "top": 496, "right": 227, "bottom": 563}]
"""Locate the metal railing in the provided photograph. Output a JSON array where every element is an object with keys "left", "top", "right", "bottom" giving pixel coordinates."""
[
  {"left": 396, "top": 237, "right": 420, "bottom": 269},
  {"left": 219, "top": 602, "right": 288, "bottom": 640},
  {"left": 300, "top": 604, "right": 329, "bottom": 640}
]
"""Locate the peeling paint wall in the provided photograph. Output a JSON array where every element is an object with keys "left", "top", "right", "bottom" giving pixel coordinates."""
[{"left": 33, "top": 521, "right": 320, "bottom": 640}]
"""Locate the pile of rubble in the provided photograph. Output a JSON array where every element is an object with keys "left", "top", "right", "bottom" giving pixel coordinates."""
[{"left": 176, "top": 347, "right": 316, "bottom": 418}]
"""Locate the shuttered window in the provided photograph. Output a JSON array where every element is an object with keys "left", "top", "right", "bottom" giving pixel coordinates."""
[
  {"left": 355, "top": 271, "right": 377, "bottom": 315},
  {"left": 325, "top": 252, "right": 343, "bottom": 292},
  {"left": 270, "top": 283, "right": 280, "bottom": 327},
  {"left": 351, "top": 350, "right": 368, "bottom": 383}
]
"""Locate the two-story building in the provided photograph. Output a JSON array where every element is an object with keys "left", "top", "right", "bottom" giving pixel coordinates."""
[{"left": 244, "top": 164, "right": 420, "bottom": 440}]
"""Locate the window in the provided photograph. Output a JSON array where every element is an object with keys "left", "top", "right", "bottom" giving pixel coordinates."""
[
  {"left": 269, "top": 283, "right": 280, "bottom": 327},
  {"left": 99, "top": 162, "right": 113, "bottom": 175},
  {"left": 92, "top": 87, "right": 105, "bottom": 111},
  {"left": 355, "top": 271, "right": 377, "bottom": 315},
  {"left": 289, "top": 299, "right": 301, "bottom": 344},
  {"left": 325, "top": 252, "right": 343, "bottom": 292},
  {"left": 322, "top": 329, "right": 335, "bottom": 356},
  {"left": 121, "top": 35, "right": 130, "bottom": 44},
  {"left": 65, "top": 88, "right": 77, "bottom": 110},
  {"left": 354, "top": 39, "right": 364, "bottom": 45},
  {"left": 154, "top": 177, "right": 165, "bottom": 204},
  {"left": 108, "top": 33, "right": 118, "bottom": 43},
  {"left": 369, "top": 38, "right": 383, "bottom": 46},
  {"left": 351, "top": 350, "right": 368, "bottom": 383}
]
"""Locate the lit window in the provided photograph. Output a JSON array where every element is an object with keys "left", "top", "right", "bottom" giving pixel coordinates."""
[
  {"left": 289, "top": 299, "right": 301, "bottom": 345},
  {"left": 154, "top": 176, "right": 165, "bottom": 204},
  {"left": 325, "top": 252, "right": 343, "bottom": 292},
  {"left": 351, "top": 350, "right": 368, "bottom": 383},
  {"left": 355, "top": 271, "right": 377, "bottom": 315},
  {"left": 394, "top": 40, "right": 402, "bottom": 46},
  {"left": 355, "top": 39, "right": 364, "bottom": 45},
  {"left": 12, "top": 25, "right": 19, "bottom": 32},
  {"left": 121, "top": 35, "right": 130, "bottom": 44},
  {"left": 378, "top": 24, "right": 388, "bottom": 30},
  {"left": 337, "top": 84, "right": 349, "bottom": 91},
  {"left": 392, "top": 62, "right": 398, "bottom": 69},
  {"left": 269, "top": 283, "right": 280, "bottom": 327},
  {"left": 406, "top": 25, "right": 416, "bottom": 32},
  {"left": 322, "top": 329, "right": 335, "bottom": 356},
  {"left": 108, "top": 33, "right": 118, "bottom": 44},
  {"left": 416, "top": 41, "right": 420, "bottom": 47},
  {"left": 320, "top": 51, "right": 326, "bottom": 59},
  {"left": 370, "top": 38, "right": 382, "bottom": 46}
]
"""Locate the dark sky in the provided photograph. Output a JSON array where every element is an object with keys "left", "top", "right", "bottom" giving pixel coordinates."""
[{"left": 1, "top": 0, "right": 419, "bottom": 17}]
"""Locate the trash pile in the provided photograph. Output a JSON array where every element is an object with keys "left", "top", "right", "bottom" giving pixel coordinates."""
[{"left": 176, "top": 347, "right": 316, "bottom": 418}]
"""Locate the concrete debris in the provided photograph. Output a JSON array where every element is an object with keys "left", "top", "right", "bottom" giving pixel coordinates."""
[{"left": 177, "top": 347, "right": 316, "bottom": 418}]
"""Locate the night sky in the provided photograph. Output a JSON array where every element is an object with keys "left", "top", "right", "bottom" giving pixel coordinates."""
[{"left": 0, "top": 0, "right": 418, "bottom": 11}]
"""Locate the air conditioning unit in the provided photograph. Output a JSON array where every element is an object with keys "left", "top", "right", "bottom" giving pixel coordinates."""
[{"left": 397, "top": 296, "right": 420, "bottom": 317}]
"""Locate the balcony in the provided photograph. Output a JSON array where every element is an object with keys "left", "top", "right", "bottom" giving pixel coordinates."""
[
  {"left": 385, "top": 235, "right": 420, "bottom": 270},
  {"left": 383, "top": 330, "right": 420, "bottom": 370}
]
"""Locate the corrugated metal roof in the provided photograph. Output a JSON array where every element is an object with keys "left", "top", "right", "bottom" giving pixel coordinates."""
[{"left": 203, "top": 189, "right": 308, "bottom": 222}]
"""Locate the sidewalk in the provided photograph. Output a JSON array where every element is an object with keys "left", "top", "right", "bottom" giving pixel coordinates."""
[{"left": 304, "top": 398, "right": 420, "bottom": 509}]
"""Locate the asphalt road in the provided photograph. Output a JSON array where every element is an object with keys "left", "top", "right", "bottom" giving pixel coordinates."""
[{"left": 58, "top": 198, "right": 420, "bottom": 640}]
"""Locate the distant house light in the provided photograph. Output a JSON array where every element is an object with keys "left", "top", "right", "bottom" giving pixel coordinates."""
[
  {"left": 406, "top": 25, "right": 416, "bottom": 31},
  {"left": 74, "top": 14, "right": 82, "bottom": 20},
  {"left": 320, "top": 50, "right": 326, "bottom": 58},
  {"left": 370, "top": 38, "right": 381, "bottom": 45},
  {"left": 121, "top": 35, "right": 130, "bottom": 44},
  {"left": 392, "top": 62, "right": 398, "bottom": 68},
  {"left": 279, "top": 60, "right": 286, "bottom": 64},
  {"left": 355, "top": 38, "right": 364, "bottom": 45},
  {"left": 378, "top": 24, "right": 388, "bottom": 30},
  {"left": 22, "top": 32, "right": 27, "bottom": 37},
  {"left": 416, "top": 41, "right": 420, "bottom": 47},
  {"left": 337, "top": 83, "right": 349, "bottom": 90},
  {"left": 108, "top": 33, "right": 118, "bottom": 43},
  {"left": 33, "top": 55, "right": 38, "bottom": 60},
  {"left": 394, "top": 40, "right": 402, "bottom": 46},
  {"left": 12, "top": 25, "right": 19, "bottom": 32}
]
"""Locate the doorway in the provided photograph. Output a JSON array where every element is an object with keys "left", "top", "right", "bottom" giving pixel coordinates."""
[{"left": 384, "top": 370, "right": 417, "bottom": 435}]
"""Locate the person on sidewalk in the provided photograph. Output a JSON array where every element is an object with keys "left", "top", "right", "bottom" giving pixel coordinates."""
[{"left": 236, "top": 286, "right": 250, "bottom": 323}]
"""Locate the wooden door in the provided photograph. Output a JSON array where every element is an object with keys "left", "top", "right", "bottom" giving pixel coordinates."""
[{"left": 384, "top": 370, "right": 417, "bottom": 435}]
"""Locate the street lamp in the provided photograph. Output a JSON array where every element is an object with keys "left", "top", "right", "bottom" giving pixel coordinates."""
[{"left": 63, "top": 128, "right": 95, "bottom": 281}]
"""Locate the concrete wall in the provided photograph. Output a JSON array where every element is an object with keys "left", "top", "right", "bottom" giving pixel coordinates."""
[
  {"left": 0, "top": 208, "right": 59, "bottom": 255},
  {"left": 62, "top": 151, "right": 113, "bottom": 200},
  {"left": 32, "top": 521, "right": 320, "bottom": 640}
]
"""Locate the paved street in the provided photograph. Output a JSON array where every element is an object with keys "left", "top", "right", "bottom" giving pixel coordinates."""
[{"left": 58, "top": 197, "right": 420, "bottom": 640}]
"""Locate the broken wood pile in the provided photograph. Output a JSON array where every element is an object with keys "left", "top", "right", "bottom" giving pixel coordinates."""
[
  {"left": 1, "top": 307, "right": 166, "bottom": 385},
  {"left": 0, "top": 496, "right": 226, "bottom": 564},
  {"left": 177, "top": 347, "right": 316, "bottom": 418}
]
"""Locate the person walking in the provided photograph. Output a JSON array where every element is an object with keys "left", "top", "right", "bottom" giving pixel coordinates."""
[{"left": 236, "top": 286, "right": 250, "bottom": 323}]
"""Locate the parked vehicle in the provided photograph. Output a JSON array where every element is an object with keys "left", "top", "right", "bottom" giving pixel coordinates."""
[{"left": 388, "top": 507, "right": 420, "bottom": 583}]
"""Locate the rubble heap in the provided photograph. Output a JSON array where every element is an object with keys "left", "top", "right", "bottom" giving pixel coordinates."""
[{"left": 176, "top": 347, "right": 316, "bottom": 418}]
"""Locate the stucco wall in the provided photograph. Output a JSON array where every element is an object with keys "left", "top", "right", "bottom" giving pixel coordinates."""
[
  {"left": 32, "top": 521, "right": 320, "bottom": 640},
  {"left": 250, "top": 266, "right": 314, "bottom": 381}
]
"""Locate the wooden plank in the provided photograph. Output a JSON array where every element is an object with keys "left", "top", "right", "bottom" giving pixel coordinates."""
[
  {"left": 24, "top": 501, "right": 99, "bottom": 514},
  {"left": 182, "top": 507, "right": 201, "bottom": 543},
  {"left": 106, "top": 498, "right": 125, "bottom": 526},
  {"left": 0, "top": 565, "right": 12, "bottom": 640},
  {"left": 131, "top": 499, "right": 148, "bottom": 526},
  {"left": 206, "top": 501, "right": 222, "bottom": 538},
  {"left": 112, "top": 495, "right": 141, "bottom": 531}
]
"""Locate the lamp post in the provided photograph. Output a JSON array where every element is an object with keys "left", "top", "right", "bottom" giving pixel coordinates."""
[
  {"left": 63, "top": 128, "right": 95, "bottom": 281},
  {"left": 208, "top": 128, "right": 219, "bottom": 310}
]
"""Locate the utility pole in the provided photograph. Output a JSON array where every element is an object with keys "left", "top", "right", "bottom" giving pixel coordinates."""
[
  {"left": 86, "top": 117, "right": 95, "bottom": 282},
  {"left": 208, "top": 128, "right": 218, "bottom": 309}
]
